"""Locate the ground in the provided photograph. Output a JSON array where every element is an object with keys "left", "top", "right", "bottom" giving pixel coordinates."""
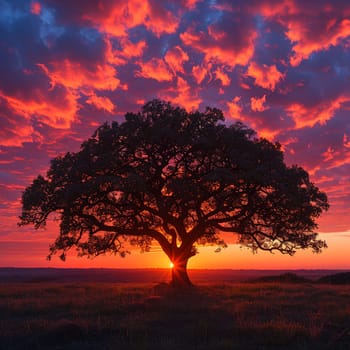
[{"left": 1, "top": 273, "right": 350, "bottom": 349}]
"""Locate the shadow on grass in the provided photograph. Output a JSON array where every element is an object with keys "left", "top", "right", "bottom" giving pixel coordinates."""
[
  {"left": 1, "top": 281, "right": 350, "bottom": 350},
  {"left": 125, "top": 284, "right": 235, "bottom": 349}
]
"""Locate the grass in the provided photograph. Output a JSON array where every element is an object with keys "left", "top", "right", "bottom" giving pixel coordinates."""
[{"left": 1, "top": 281, "right": 350, "bottom": 349}]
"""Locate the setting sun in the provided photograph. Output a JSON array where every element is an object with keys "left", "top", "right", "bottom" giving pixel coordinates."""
[{"left": 169, "top": 262, "right": 174, "bottom": 269}]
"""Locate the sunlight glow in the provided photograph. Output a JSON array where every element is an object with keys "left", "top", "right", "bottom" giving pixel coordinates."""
[{"left": 169, "top": 262, "right": 174, "bottom": 268}]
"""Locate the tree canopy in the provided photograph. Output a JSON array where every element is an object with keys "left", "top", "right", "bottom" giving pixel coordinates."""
[{"left": 19, "top": 100, "right": 329, "bottom": 287}]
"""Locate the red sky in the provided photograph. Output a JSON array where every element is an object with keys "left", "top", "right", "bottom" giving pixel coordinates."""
[{"left": 1, "top": 0, "right": 350, "bottom": 269}]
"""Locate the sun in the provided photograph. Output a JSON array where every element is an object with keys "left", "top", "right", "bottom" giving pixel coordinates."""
[{"left": 169, "top": 262, "right": 174, "bottom": 268}]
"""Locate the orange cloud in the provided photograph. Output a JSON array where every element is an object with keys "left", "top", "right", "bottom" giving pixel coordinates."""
[
  {"left": 104, "top": 38, "right": 127, "bottom": 66},
  {"left": 214, "top": 66, "right": 231, "bottom": 86},
  {"left": 247, "top": 62, "right": 284, "bottom": 90},
  {"left": 82, "top": 1, "right": 146, "bottom": 37},
  {"left": 83, "top": 0, "right": 179, "bottom": 38},
  {"left": 104, "top": 37, "right": 147, "bottom": 66},
  {"left": 255, "top": 1, "right": 350, "bottom": 66},
  {"left": 250, "top": 95, "right": 267, "bottom": 112},
  {"left": 136, "top": 58, "right": 173, "bottom": 82},
  {"left": 255, "top": 0, "right": 296, "bottom": 17},
  {"left": 30, "top": 1, "right": 41, "bottom": 15},
  {"left": 287, "top": 95, "right": 349, "bottom": 129},
  {"left": 192, "top": 64, "right": 210, "bottom": 84},
  {"left": 144, "top": 1, "right": 179, "bottom": 37},
  {"left": 164, "top": 46, "right": 189, "bottom": 74},
  {"left": 162, "top": 76, "right": 201, "bottom": 110},
  {"left": 343, "top": 134, "right": 350, "bottom": 148},
  {"left": 0, "top": 116, "right": 34, "bottom": 147},
  {"left": 257, "top": 129, "right": 281, "bottom": 140},
  {"left": 120, "top": 38, "right": 147, "bottom": 58},
  {"left": 0, "top": 88, "right": 78, "bottom": 130},
  {"left": 86, "top": 93, "right": 115, "bottom": 113},
  {"left": 183, "top": 0, "right": 200, "bottom": 10},
  {"left": 38, "top": 60, "right": 123, "bottom": 92},
  {"left": 322, "top": 147, "right": 337, "bottom": 162},
  {"left": 288, "top": 18, "right": 350, "bottom": 66},
  {"left": 319, "top": 147, "right": 350, "bottom": 171},
  {"left": 226, "top": 96, "right": 242, "bottom": 118},
  {"left": 180, "top": 26, "right": 256, "bottom": 66},
  {"left": 226, "top": 96, "right": 279, "bottom": 140}
]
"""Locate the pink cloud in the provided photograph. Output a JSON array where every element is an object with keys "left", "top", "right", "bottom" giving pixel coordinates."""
[
  {"left": 214, "top": 66, "right": 231, "bottom": 87},
  {"left": 192, "top": 64, "right": 210, "bottom": 84},
  {"left": 246, "top": 62, "right": 284, "bottom": 90},
  {"left": 0, "top": 88, "right": 78, "bottom": 130},
  {"left": 226, "top": 96, "right": 242, "bottom": 118},
  {"left": 136, "top": 58, "right": 173, "bottom": 82},
  {"left": 161, "top": 76, "right": 201, "bottom": 110},
  {"left": 82, "top": 0, "right": 179, "bottom": 38},
  {"left": 251, "top": 95, "right": 267, "bottom": 112},
  {"left": 286, "top": 95, "right": 349, "bottom": 129},
  {"left": 322, "top": 146, "right": 337, "bottom": 162},
  {"left": 82, "top": 1, "right": 147, "bottom": 37},
  {"left": 343, "top": 134, "right": 350, "bottom": 148},
  {"left": 120, "top": 38, "right": 147, "bottom": 58},
  {"left": 180, "top": 19, "right": 256, "bottom": 66},
  {"left": 37, "top": 60, "right": 123, "bottom": 92},
  {"left": 86, "top": 93, "right": 115, "bottom": 113},
  {"left": 255, "top": 1, "right": 350, "bottom": 66},
  {"left": 145, "top": 0, "right": 180, "bottom": 37},
  {"left": 288, "top": 18, "right": 350, "bottom": 66},
  {"left": 164, "top": 46, "right": 189, "bottom": 74},
  {"left": 30, "top": 1, "right": 41, "bottom": 15},
  {"left": 183, "top": 0, "right": 200, "bottom": 10},
  {"left": 322, "top": 149, "right": 350, "bottom": 170},
  {"left": 0, "top": 109, "right": 34, "bottom": 147},
  {"left": 104, "top": 37, "right": 147, "bottom": 66}
]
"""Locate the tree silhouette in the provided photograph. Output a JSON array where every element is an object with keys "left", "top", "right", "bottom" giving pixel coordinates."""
[{"left": 19, "top": 100, "right": 329, "bottom": 287}]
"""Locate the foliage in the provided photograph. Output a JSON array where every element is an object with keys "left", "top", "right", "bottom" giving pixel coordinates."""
[{"left": 19, "top": 100, "right": 329, "bottom": 285}]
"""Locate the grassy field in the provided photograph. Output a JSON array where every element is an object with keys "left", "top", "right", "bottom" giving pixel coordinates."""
[{"left": 1, "top": 280, "right": 350, "bottom": 349}]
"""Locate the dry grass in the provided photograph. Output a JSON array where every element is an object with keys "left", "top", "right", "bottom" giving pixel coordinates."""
[{"left": 1, "top": 281, "right": 350, "bottom": 349}]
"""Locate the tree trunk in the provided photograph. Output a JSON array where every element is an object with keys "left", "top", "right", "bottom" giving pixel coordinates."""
[{"left": 170, "top": 257, "right": 193, "bottom": 288}]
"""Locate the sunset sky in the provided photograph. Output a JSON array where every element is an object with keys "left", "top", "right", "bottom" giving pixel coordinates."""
[{"left": 1, "top": 0, "right": 350, "bottom": 270}]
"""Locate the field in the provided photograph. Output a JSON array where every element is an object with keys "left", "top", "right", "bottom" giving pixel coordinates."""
[{"left": 1, "top": 269, "right": 350, "bottom": 349}]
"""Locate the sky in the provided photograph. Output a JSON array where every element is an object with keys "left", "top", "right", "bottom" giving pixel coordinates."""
[{"left": 1, "top": 0, "right": 350, "bottom": 270}]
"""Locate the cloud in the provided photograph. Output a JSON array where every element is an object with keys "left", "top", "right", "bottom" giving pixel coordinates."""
[
  {"left": 246, "top": 62, "right": 284, "bottom": 90},
  {"left": 343, "top": 134, "right": 350, "bottom": 148},
  {"left": 286, "top": 95, "right": 349, "bottom": 129},
  {"left": 0, "top": 85, "right": 79, "bottom": 130},
  {"left": 30, "top": 1, "right": 41, "bottom": 15},
  {"left": 86, "top": 93, "right": 115, "bottom": 113},
  {"left": 226, "top": 96, "right": 242, "bottom": 118},
  {"left": 164, "top": 46, "right": 189, "bottom": 74},
  {"left": 136, "top": 57, "right": 173, "bottom": 82},
  {"left": 145, "top": 0, "right": 180, "bottom": 37},
  {"left": 183, "top": 0, "right": 200, "bottom": 10},
  {"left": 192, "top": 64, "right": 210, "bottom": 84},
  {"left": 50, "top": 0, "right": 180, "bottom": 38},
  {"left": 0, "top": 102, "right": 34, "bottom": 147},
  {"left": 255, "top": 0, "right": 350, "bottom": 66},
  {"left": 180, "top": 11, "right": 257, "bottom": 67},
  {"left": 287, "top": 18, "right": 350, "bottom": 66},
  {"left": 162, "top": 76, "right": 201, "bottom": 110},
  {"left": 2, "top": 0, "right": 350, "bottom": 245},
  {"left": 119, "top": 38, "right": 147, "bottom": 59},
  {"left": 214, "top": 66, "right": 231, "bottom": 87},
  {"left": 251, "top": 95, "right": 267, "bottom": 112},
  {"left": 38, "top": 60, "right": 122, "bottom": 92}
]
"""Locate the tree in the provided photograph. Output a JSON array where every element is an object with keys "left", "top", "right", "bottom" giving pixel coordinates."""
[{"left": 19, "top": 100, "right": 329, "bottom": 287}]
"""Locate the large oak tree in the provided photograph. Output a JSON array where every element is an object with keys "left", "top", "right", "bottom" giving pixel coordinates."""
[{"left": 19, "top": 100, "right": 329, "bottom": 287}]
